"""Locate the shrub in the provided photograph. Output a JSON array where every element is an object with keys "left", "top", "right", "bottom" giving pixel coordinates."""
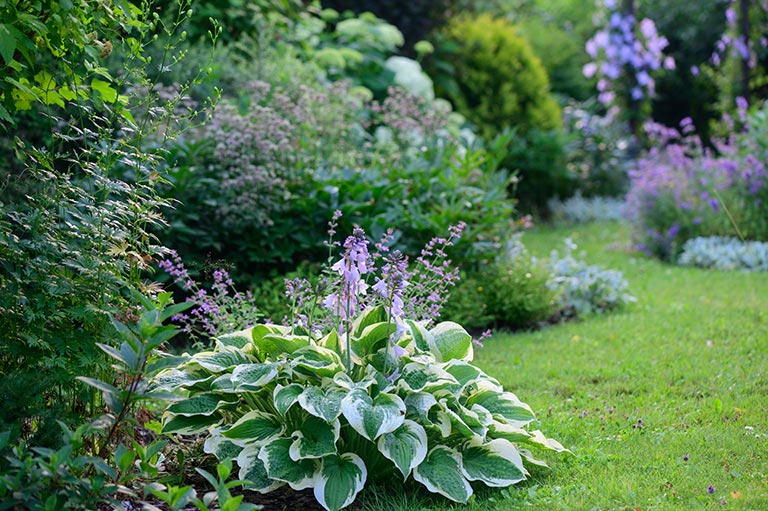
[
  {"left": 444, "top": 237, "right": 556, "bottom": 330},
  {"left": 155, "top": 223, "right": 567, "bottom": 511},
  {"left": 546, "top": 239, "right": 636, "bottom": 317},
  {"left": 547, "top": 192, "right": 627, "bottom": 224},
  {"left": 429, "top": 13, "right": 562, "bottom": 141},
  {"left": 626, "top": 109, "right": 768, "bottom": 260},
  {"left": 678, "top": 236, "right": 768, "bottom": 271}
]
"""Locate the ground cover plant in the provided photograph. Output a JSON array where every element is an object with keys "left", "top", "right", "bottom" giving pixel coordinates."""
[{"left": 357, "top": 221, "right": 768, "bottom": 510}]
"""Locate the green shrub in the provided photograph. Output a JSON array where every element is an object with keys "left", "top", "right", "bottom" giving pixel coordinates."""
[{"left": 429, "top": 13, "right": 562, "bottom": 141}]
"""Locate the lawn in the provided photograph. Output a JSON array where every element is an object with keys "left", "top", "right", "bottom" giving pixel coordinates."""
[{"left": 360, "top": 221, "right": 768, "bottom": 511}]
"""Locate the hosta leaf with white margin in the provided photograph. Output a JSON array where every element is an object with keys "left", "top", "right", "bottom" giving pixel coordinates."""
[
  {"left": 351, "top": 321, "right": 395, "bottom": 358},
  {"left": 351, "top": 305, "right": 386, "bottom": 336},
  {"left": 216, "top": 328, "right": 255, "bottom": 350},
  {"left": 165, "top": 394, "right": 238, "bottom": 417},
  {"left": 298, "top": 385, "right": 347, "bottom": 423},
  {"left": 221, "top": 411, "right": 285, "bottom": 446},
  {"left": 404, "top": 319, "right": 432, "bottom": 352},
  {"left": 487, "top": 422, "right": 533, "bottom": 443},
  {"left": 397, "top": 362, "right": 461, "bottom": 394},
  {"left": 186, "top": 348, "right": 252, "bottom": 373},
  {"left": 289, "top": 416, "right": 340, "bottom": 460},
  {"left": 426, "top": 407, "right": 453, "bottom": 437},
  {"left": 403, "top": 392, "right": 439, "bottom": 421},
  {"left": 204, "top": 430, "right": 244, "bottom": 460},
  {"left": 428, "top": 322, "right": 473, "bottom": 362},
  {"left": 413, "top": 446, "right": 472, "bottom": 503},
  {"left": 376, "top": 419, "right": 428, "bottom": 478},
  {"left": 519, "top": 448, "right": 550, "bottom": 468},
  {"left": 231, "top": 363, "right": 279, "bottom": 391},
  {"left": 526, "top": 429, "right": 570, "bottom": 453},
  {"left": 341, "top": 388, "right": 406, "bottom": 441},
  {"left": 259, "top": 333, "right": 313, "bottom": 359},
  {"left": 162, "top": 413, "right": 223, "bottom": 434},
  {"left": 443, "top": 360, "right": 501, "bottom": 390},
  {"left": 258, "top": 437, "right": 317, "bottom": 490},
  {"left": 437, "top": 398, "right": 486, "bottom": 439},
  {"left": 465, "top": 382, "right": 536, "bottom": 425},
  {"left": 318, "top": 329, "right": 339, "bottom": 352},
  {"left": 291, "top": 345, "right": 345, "bottom": 378},
  {"left": 274, "top": 383, "right": 304, "bottom": 416},
  {"left": 313, "top": 453, "right": 367, "bottom": 511},
  {"left": 237, "top": 444, "right": 285, "bottom": 493},
  {"left": 210, "top": 373, "right": 237, "bottom": 393},
  {"left": 152, "top": 369, "right": 216, "bottom": 392},
  {"left": 460, "top": 438, "right": 527, "bottom": 487}
]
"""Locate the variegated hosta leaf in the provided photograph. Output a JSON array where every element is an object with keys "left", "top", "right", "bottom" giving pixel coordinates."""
[
  {"left": 460, "top": 438, "right": 527, "bottom": 487},
  {"left": 428, "top": 321, "right": 473, "bottom": 362},
  {"left": 231, "top": 362, "right": 279, "bottom": 391},
  {"left": 443, "top": 360, "right": 501, "bottom": 390},
  {"left": 465, "top": 388, "right": 536, "bottom": 426},
  {"left": 237, "top": 444, "right": 285, "bottom": 494},
  {"left": 404, "top": 392, "right": 439, "bottom": 422},
  {"left": 341, "top": 389, "right": 406, "bottom": 441},
  {"left": 351, "top": 305, "right": 386, "bottom": 336},
  {"left": 187, "top": 348, "right": 252, "bottom": 373},
  {"left": 427, "top": 407, "right": 452, "bottom": 437},
  {"left": 438, "top": 398, "right": 480, "bottom": 439},
  {"left": 526, "top": 430, "right": 570, "bottom": 453},
  {"left": 313, "top": 453, "right": 367, "bottom": 511},
  {"left": 165, "top": 394, "right": 237, "bottom": 417},
  {"left": 291, "top": 345, "right": 344, "bottom": 379},
  {"left": 152, "top": 369, "right": 215, "bottom": 392},
  {"left": 351, "top": 321, "right": 394, "bottom": 358},
  {"left": 258, "top": 437, "right": 317, "bottom": 490},
  {"left": 216, "top": 327, "right": 254, "bottom": 350},
  {"left": 289, "top": 416, "right": 340, "bottom": 460},
  {"left": 259, "top": 333, "right": 312, "bottom": 359},
  {"left": 298, "top": 386, "right": 347, "bottom": 423},
  {"left": 376, "top": 419, "right": 428, "bottom": 478},
  {"left": 274, "top": 383, "right": 304, "bottom": 416},
  {"left": 412, "top": 446, "right": 472, "bottom": 503},
  {"left": 404, "top": 319, "right": 432, "bottom": 352},
  {"left": 487, "top": 422, "right": 533, "bottom": 443},
  {"left": 397, "top": 362, "right": 461, "bottom": 394},
  {"left": 519, "top": 448, "right": 550, "bottom": 469},
  {"left": 210, "top": 374, "right": 236, "bottom": 393},
  {"left": 162, "top": 413, "right": 222, "bottom": 434},
  {"left": 318, "top": 329, "right": 339, "bottom": 352},
  {"left": 204, "top": 430, "right": 244, "bottom": 460},
  {"left": 439, "top": 398, "right": 489, "bottom": 438},
  {"left": 222, "top": 411, "right": 285, "bottom": 446}
]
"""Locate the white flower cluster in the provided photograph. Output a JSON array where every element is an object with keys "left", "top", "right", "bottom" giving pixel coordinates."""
[{"left": 678, "top": 236, "right": 768, "bottom": 271}]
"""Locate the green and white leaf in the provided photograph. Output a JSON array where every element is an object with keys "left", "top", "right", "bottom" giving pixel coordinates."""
[
  {"left": 519, "top": 448, "right": 550, "bottom": 468},
  {"left": 259, "top": 437, "right": 317, "bottom": 490},
  {"left": 166, "top": 394, "right": 237, "bottom": 417},
  {"left": 152, "top": 369, "right": 215, "bottom": 392},
  {"left": 216, "top": 328, "right": 254, "bottom": 350},
  {"left": 204, "top": 430, "right": 244, "bottom": 460},
  {"left": 412, "top": 446, "right": 472, "bottom": 503},
  {"left": 274, "top": 383, "right": 304, "bottom": 416},
  {"left": 376, "top": 419, "right": 428, "bottom": 478},
  {"left": 292, "top": 345, "right": 345, "bottom": 378},
  {"left": 162, "top": 413, "right": 222, "bottom": 434},
  {"left": 341, "top": 389, "right": 406, "bottom": 441},
  {"left": 525, "top": 430, "right": 571, "bottom": 453},
  {"left": 397, "top": 362, "right": 460, "bottom": 394},
  {"left": 221, "top": 411, "right": 285, "bottom": 446},
  {"left": 188, "top": 348, "right": 252, "bottom": 373},
  {"left": 231, "top": 363, "right": 279, "bottom": 391},
  {"left": 298, "top": 386, "right": 347, "bottom": 423},
  {"left": 237, "top": 444, "right": 285, "bottom": 493},
  {"left": 313, "top": 453, "right": 367, "bottom": 511},
  {"left": 443, "top": 360, "right": 501, "bottom": 390},
  {"left": 351, "top": 321, "right": 394, "bottom": 358},
  {"left": 289, "top": 416, "right": 340, "bottom": 460},
  {"left": 210, "top": 373, "right": 237, "bottom": 393},
  {"left": 404, "top": 319, "right": 432, "bottom": 352},
  {"left": 258, "top": 333, "right": 312, "bottom": 359},
  {"left": 403, "top": 392, "right": 439, "bottom": 421},
  {"left": 460, "top": 438, "right": 527, "bottom": 487},
  {"left": 428, "top": 321, "right": 473, "bottom": 362},
  {"left": 465, "top": 385, "right": 536, "bottom": 426},
  {"left": 487, "top": 422, "right": 533, "bottom": 443}
]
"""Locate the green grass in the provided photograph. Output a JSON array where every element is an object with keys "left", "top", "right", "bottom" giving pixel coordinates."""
[{"left": 359, "top": 221, "right": 768, "bottom": 511}]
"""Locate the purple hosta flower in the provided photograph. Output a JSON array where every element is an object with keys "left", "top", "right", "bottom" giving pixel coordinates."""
[
  {"left": 707, "top": 485, "right": 716, "bottom": 494},
  {"left": 473, "top": 329, "right": 492, "bottom": 348},
  {"left": 691, "top": 65, "right": 700, "bottom": 76},
  {"left": 323, "top": 227, "right": 372, "bottom": 321},
  {"left": 373, "top": 250, "right": 409, "bottom": 317}
]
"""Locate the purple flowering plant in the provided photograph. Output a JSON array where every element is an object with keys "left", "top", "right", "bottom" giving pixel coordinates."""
[
  {"left": 156, "top": 213, "right": 568, "bottom": 511},
  {"left": 626, "top": 102, "right": 768, "bottom": 260}
]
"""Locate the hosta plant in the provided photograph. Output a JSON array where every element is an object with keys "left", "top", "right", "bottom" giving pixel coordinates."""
[{"left": 155, "top": 222, "right": 567, "bottom": 511}]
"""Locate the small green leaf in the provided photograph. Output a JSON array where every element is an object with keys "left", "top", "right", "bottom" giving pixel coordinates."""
[
  {"left": 91, "top": 78, "right": 117, "bottom": 103},
  {"left": 0, "top": 25, "right": 16, "bottom": 65},
  {"left": 76, "top": 376, "right": 120, "bottom": 397},
  {"left": 314, "top": 453, "right": 367, "bottom": 511},
  {"left": 413, "top": 446, "right": 472, "bottom": 503}
]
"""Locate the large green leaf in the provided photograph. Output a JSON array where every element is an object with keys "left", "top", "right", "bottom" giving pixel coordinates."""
[
  {"left": 428, "top": 322, "right": 473, "bottom": 362},
  {"left": 460, "top": 438, "right": 526, "bottom": 487},
  {"left": 376, "top": 419, "right": 428, "bottom": 479},
  {"left": 188, "top": 348, "right": 252, "bottom": 373},
  {"left": 237, "top": 445, "right": 285, "bottom": 493},
  {"left": 231, "top": 363, "right": 279, "bottom": 391},
  {"left": 166, "top": 394, "right": 237, "bottom": 417},
  {"left": 298, "top": 386, "right": 347, "bottom": 423},
  {"left": 259, "top": 438, "right": 317, "bottom": 490},
  {"left": 292, "top": 346, "right": 345, "bottom": 378},
  {"left": 313, "top": 453, "right": 367, "bottom": 511},
  {"left": 412, "top": 446, "right": 472, "bottom": 503},
  {"left": 273, "top": 383, "right": 304, "bottom": 416},
  {"left": 465, "top": 385, "right": 536, "bottom": 425},
  {"left": 341, "top": 389, "right": 406, "bottom": 441},
  {"left": 289, "top": 416, "right": 339, "bottom": 460},
  {"left": 222, "top": 411, "right": 284, "bottom": 446}
]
